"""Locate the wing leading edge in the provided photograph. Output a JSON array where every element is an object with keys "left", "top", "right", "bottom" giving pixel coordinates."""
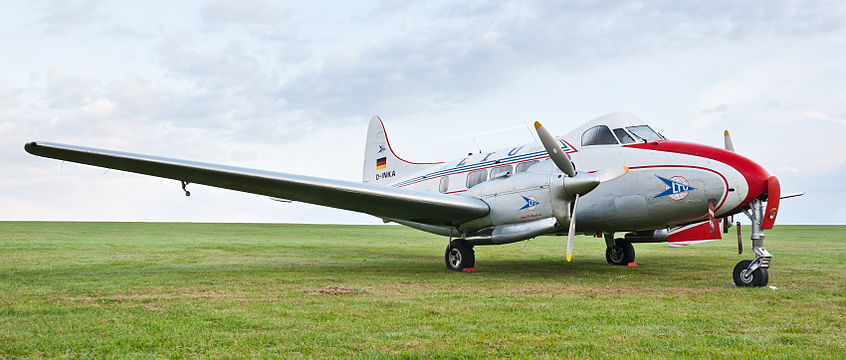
[{"left": 24, "top": 141, "right": 489, "bottom": 226}]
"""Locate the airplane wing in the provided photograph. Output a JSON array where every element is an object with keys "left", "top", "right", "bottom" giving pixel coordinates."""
[{"left": 24, "top": 141, "right": 489, "bottom": 226}]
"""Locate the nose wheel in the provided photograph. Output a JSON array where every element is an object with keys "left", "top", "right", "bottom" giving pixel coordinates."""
[
  {"left": 733, "top": 259, "right": 769, "bottom": 287},
  {"left": 445, "top": 239, "right": 475, "bottom": 271}
]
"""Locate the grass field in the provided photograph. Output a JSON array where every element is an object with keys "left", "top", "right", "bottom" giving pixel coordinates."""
[{"left": 0, "top": 222, "right": 844, "bottom": 359}]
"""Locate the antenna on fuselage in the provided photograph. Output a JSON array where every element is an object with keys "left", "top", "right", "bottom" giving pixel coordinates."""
[
  {"left": 523, "top": 121, "right": 540, "bottom": 144},
  {"left": 471, "top": 138, "right": 483, "bottom": 154}
]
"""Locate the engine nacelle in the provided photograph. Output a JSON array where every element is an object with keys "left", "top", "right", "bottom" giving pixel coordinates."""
[
  {"left": 464, "top": 217, "right": 560, "bottom": 245},
  {"left": 461, "top": 172, "right": 570, "bottom": 244},
  {"left": 624, "top": 229, "right": 669, "bottom": 243}
]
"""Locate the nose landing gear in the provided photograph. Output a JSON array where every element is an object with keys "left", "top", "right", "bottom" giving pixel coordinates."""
[{"left": 734, "top": 198, "right": 772, "bottom": 287}]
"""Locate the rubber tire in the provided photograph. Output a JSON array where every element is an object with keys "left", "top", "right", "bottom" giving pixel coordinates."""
[
  {"left": 444, "top": 240, "right": 475, "bottom": 271},
  {"left": 758, "top": 268, "right": 769, "bottom": 287},
  {"left": 733, "top": 260, "right": 768, "bottom": 287},
  {"left": 605, "top": 239, "right": 635, "bottom": 265}
]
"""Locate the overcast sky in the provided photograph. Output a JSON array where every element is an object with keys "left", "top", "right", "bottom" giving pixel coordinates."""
[{"left": 2, "top": 1, "right": 845, "bottom": 224}]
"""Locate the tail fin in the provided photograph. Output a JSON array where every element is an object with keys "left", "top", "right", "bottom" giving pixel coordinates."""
[{"left": 362, "top": 116, "right": 439, "bottom": 185}]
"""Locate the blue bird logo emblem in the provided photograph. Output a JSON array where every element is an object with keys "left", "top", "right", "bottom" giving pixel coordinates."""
[{"left": 520, "top": 195, "right": 540, "bottom": 211}]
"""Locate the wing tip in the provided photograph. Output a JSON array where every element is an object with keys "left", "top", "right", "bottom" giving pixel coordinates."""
[
  {"left": 24, "top": 141, "right": 38, "bottom": 154},
  {"left": 534, "top": 121, "right": 542, "bottom": 130}
]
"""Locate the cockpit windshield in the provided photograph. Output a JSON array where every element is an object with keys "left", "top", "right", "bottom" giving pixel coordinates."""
[
  {"left": 626, "top": 125, "right": 665, "bottom": 142},
  {"left": 612, "top": 128, "right": 636, "bottom": 144}
]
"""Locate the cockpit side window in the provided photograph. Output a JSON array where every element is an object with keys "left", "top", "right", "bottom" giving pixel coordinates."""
[
  {"left": 581, "top": 125, "right": 619, "bottom": 146},
  {"left": 626, "top": 125, "right": 665, "bottom": 142},
  {"left": 613, "top": 128, "right": 636, "bottom": 144}
]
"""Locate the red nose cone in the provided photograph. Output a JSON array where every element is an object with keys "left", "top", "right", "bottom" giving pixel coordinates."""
[{"left": 626, "top": 141, "right": 771, "bottom": 210}]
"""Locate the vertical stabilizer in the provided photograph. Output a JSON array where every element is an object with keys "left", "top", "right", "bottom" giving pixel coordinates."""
[{"left": 362, "top": 116, "right": 439, "bottom": 186}]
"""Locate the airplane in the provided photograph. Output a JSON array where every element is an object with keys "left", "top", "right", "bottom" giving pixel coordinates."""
[{"left": 24, "top": 113, "right": 796, "bottom": 287}]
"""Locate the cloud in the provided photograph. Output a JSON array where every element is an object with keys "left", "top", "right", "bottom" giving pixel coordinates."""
[
  {"left": 201, "top": 0, "right": 288, "bottom": 27},
  {"left": 275, "top": 1, "right": 846, "bottom": 119},
  {"left": 775, "top": 166, "right": 800, "bottom": 174},
  {"left": 100, "top": 24, "right": 153, "bottom": 39},
  {"left": 44, "top": 67, "right": 100, "bottom": 109},
  {"left": 802, "top": 110, "right": 846, "bottom": 127},
  {"left": 0, "top": 82, "right": 19, "bottom": 110},
  {"left": 155, "top": 35, "right": 264, "bottom": 88},
  {"left": 702, "top": 104, "right": 729, "bottom": 114},
  {"left": 108, "top": 76, "right": 239, "bottom": 127},
  {"left": 277, "top": 32, "right": 505, "bottom": 117},
  {"left": 37, "top": 0, "right": 107, "bottom": 34}
]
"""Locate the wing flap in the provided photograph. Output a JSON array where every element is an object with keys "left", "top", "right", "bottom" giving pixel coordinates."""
[{"left": 24, "top": 141, "right": 489, "bottom": 226}]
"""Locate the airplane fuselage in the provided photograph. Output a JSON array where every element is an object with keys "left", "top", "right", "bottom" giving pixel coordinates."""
[{"left": 378, "top": 118, "right": 769, "bottom": 240}]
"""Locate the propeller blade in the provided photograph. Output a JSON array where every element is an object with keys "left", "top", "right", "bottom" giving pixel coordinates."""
[
  {"left": 781, "top": 192, "right": 804, "bottom": 199},
  {"left": 596, "top": 166, "right": 629, "bottom": 183},
  {"left": 534, "top": 121, "right": 576, "bottom": 177},
  {"left": 566, "top": 194, "right": 579, "bottom": 262},
  {"left": 724, "top": 130, "right": 735, "bottom": 152},
  {"left": 708, "top": 200, "right": 717, "bottom": 233}
]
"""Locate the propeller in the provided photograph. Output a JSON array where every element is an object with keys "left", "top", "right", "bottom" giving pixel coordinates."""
[
  {"left": 719, "top": 130, "right": 737, "bottom": 231},
  {"left": 566, "top": 194, "right": 579, "bottom": 262},
  {"left": 534, "top": 122, "right": 575, "bottom": 177},
  {"left": 534, "top": 121, "right": 628, "bottom": 262},
  {"left": 723, "top": 129, "right": 782, "bottom": 230},
  {"left": 723, "top": 130, "right": 735, "bottom": 152},
  {"left": 596, "top": 166, "right": 630, "bottom": 183}
]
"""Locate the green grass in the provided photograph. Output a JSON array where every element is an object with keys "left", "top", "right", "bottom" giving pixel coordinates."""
[{"left": 0, "top": 222, "right": 844, "bottom": 359}]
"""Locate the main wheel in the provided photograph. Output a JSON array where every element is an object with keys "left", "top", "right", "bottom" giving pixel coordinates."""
[
  {"left": 445, "top": 240, "right": 475, "bottom": 271},
  {"left": 606, "top": 239, "right": 635, "bottom": 265},
  {"left": 733, "top": 260, "right": 768, "bottom": 287}
]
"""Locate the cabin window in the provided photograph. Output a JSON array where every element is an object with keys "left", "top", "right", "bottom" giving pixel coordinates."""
[
  {"left": 613, "top": 128, "right": 636, "bottom": 144},
  {"left": 516, "top": 160, "right": 538, "bottom": 173},
  {"left": 581, "top": 125, "right": 619, "bottom": 146},
  {"left": 439, "top": 176, "right": 449, "bottom": 193},
  {"left": 490, "top": 165, "right": 513, "bottom": 179},
  {"left": 626, "top": 125, "right": 665, "bottom": 142},
  {"left": 466, "top": 169, "right": 488, "bottom": 188}
]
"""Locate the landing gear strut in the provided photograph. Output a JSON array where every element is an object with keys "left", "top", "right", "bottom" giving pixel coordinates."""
[
  {"left": 445, "top": 239, "right": 475, "bottom": 271},
  {"left": 734, "top": 198, "right": 772, "bottom": 287},
  {"left": 604, "top": 234, "right": 635, "bottom": 265}
]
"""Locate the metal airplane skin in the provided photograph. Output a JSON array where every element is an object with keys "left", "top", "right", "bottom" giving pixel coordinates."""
[{"left": 24, "top": 113, "right": 793, "bottom": 287}]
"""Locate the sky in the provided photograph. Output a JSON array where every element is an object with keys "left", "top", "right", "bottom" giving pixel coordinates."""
[{"left": 2, "top": 0, "right": 845, "bottom": 225}]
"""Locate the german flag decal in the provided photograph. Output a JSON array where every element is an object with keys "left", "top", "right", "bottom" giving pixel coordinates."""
[{"left": 376, "top": 157, "right": 387, "bottom": 169}]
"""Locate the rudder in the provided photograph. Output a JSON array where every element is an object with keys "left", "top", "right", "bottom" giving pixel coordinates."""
[{"left": 362, "top": 116, "right": 438, "bottom": 185}]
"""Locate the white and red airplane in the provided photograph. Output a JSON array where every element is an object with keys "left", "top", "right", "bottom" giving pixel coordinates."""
[{"left": 25, "top": 113, "right": 796, "bottom": 286}]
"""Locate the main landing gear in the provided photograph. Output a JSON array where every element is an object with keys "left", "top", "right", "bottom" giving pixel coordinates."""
[
  {"left": 604, "top": 233, "right": 635, "bottom": 265},
  {"left": 733, "top": 198, "right": 772, "bottom": 287},
  {"left": 445, "top": 239, "right": 475, "bottom": 271}
]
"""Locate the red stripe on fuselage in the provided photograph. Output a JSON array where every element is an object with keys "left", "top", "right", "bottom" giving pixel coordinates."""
[{"left": 625, "top": 141, "right": 770, "bottom": 213}]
